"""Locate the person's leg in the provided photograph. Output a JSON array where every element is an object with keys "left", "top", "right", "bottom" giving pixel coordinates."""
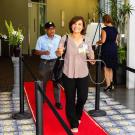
[
  {"left": 50, "top": 62, "right": 62, "bottom": 109},
  {"left": 76, "top": 76, "right": 89, "bottom": 121},
  {"left": 53, "top": 81, "right": 62, "bottom": 109},
  {"left": 104, "top": 67, "right": 111, "bottom": 87},
  {"left": 109, "top": 68, "right": 114, "bottom": 89},
  {"left": 109, "top": 68, "right": 113, "bottom": 83},
  {"left": 53, "top": 82, "right": 61, "bottom": 103},
  {"left": 39, "top": 61, "right": 51, "bottom": 101},
  {"left": 62, "top": 74, "right": 79, "bottom": 128}
]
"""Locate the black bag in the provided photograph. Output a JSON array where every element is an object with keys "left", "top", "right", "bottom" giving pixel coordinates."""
[{"left": 53, "top": 35, "right": 68, "bottom": 82}]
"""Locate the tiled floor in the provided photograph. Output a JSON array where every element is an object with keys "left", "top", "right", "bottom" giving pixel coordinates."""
[
  {"left": 1, "top": 88, "right": 135, "bottom": 134},
  {"left": 105, "top": 87, "right": 135, "bottom": 112},
  {"left": 0, "top": 92, "right": 36, "bottom": 135},
  {"left": 85, "top": 88, "right": 135, "bottom": 135}
]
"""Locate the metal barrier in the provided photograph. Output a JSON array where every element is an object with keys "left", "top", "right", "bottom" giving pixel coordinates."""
[
  {"left": 88, "top": 46, "right": 106, "bottom": 117},
  {"left": 12, "top": 55, "right": 31, "bottom": 119},
  {"left": 35, "top": 81, "right": 43, "bottom": 135},
  {"left": 126, "top": 65, "right": 135, "bottom": 73},
  {"left": 22, "top": 58, "right": 73, "bottom": 135}
]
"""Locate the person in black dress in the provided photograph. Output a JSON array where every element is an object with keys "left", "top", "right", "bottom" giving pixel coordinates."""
[{"left": 96, "top": 14, "right": 118, "bottom": 91}]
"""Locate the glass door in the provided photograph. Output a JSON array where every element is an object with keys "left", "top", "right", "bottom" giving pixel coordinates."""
[{"left": 28, "top": 1, "right": 46, "bottom": 55}]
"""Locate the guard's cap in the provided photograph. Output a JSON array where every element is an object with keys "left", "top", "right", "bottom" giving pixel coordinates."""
[{"left": 44, "top": 21, "right": 55, "bottom": 29}]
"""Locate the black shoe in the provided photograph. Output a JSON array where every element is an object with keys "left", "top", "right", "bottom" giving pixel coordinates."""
[
  {"left": 55, "top": 102, "right": 62, "bottom": 109},
  {"left": 104, "top": 86, "right": 111, "bottom": 92},
  {"left": 110, "top": 82, "right": 115, "bottom": 90}
]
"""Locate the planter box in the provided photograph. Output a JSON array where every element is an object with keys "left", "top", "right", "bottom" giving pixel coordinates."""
[{"left": 114, "top": 64, "right": 126, "bottom": 85}]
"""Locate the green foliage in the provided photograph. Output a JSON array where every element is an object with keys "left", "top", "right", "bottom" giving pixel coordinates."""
[
  {"left": 118, "top": 46, "right": 126, "bottom": 64},
  {"left": 118, "top": 3, "right": 134, "bottom": 33},
  {"left": 0, "top": 20, "right": 24, "bottom": 46},
  {"left": 109, "top": 1, "right": 133, "bottom": 32},
  {"left": 109, "top": 0, "right": 118, "bottom": 27}
]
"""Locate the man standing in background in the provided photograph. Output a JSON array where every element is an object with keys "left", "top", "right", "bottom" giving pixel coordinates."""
[{"left": 35, "top": 21, "right": 62, "bottom": 109}]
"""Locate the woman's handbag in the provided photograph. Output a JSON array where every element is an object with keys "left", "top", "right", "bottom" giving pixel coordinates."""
[{"left": 53, "top": 35, "right": 68, "bottom": 83}]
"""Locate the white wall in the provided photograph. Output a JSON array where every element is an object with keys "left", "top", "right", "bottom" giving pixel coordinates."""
[{"left": 127, "top": 0, "right": 135, "bottom": 89}]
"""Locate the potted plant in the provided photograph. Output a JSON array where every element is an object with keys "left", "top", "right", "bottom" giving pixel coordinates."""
[
  {"left": 108, "top": 0, "right": 133, "bottom": 30},
  {"left": 0, "top": 21, "right": 24, "bottom": 99},
  {"left": 0, "top": 20, "right": 24, "bottom": 57},
  {"left": 108, "top": 0, "right": 133, "bottom": 47},
  {"left": 118, "top": 46, "right": 126, "bottom": 65}
]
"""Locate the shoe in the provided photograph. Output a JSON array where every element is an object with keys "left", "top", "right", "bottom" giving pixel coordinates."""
[
  {"left": 71, "top": 128, "right": 78, "bottom": 133},
  {"left": 104, "top": 86, "right": 111, "bottom": 92},
  {"left": 110, "top": 82, "right": 115, "bottom": 90},
  {"left": 55, "top": 102, "right": 62, "bottom": 109}
]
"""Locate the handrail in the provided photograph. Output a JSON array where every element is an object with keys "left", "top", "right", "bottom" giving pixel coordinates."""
[
  {"left": 118, "top": 63, "right": 135, "bottom": 73},
  {"left": 22, "top": 57, "right": 73, "bottom": 135},
  {"left": 126, "top": 66, "right": 135, "bottom": 73}
]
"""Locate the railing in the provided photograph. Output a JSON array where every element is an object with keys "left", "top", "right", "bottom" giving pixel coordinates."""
[
  {"left": 125, "top": 65, "right": 135, "bottom": 73},
  {"left": 118, "top": 63, "right": 135, "bottom": 74}
]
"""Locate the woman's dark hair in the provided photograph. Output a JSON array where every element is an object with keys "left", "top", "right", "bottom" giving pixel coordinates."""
[
  {"left": 69, "top": 16, "right": 86, "bottom": 35},
  {"left": 102, "top": 14, "right": 113, "bottom": 24}
]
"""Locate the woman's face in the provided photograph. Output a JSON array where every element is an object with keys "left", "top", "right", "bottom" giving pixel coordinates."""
[{"left": 71, "top": 20, "right": 83, "bottom": 34}]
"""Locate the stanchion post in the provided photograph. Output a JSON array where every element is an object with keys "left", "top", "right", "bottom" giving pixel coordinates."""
[
  {"left": 88, "top": 45, "right": 106, "bottom": 117},
  {"left": 35, "top": 81, "right": 43, "bottom": 135},
  {"left": 95, "top": 49, "right": 101, "bottom": 110},
  {"left": 88, "top": 0, "right": 106, "bottom": 117},
  {"left": 12, "top": 50, "right": 31, "bottom": 119},
  {"left": 19, "top": 55, "right": 24, "bottom": 113}
]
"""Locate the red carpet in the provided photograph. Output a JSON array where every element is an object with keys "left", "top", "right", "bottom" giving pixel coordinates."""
[{"left": 24, "top": 81, "right": 108, "bottom": 135}]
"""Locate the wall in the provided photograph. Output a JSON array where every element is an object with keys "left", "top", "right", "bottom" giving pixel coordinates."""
[
  {"left": 0, "top": 0, "right": 98, "bottom": 54},
  {"left": 46, "top": 0, "right": 98, "bottom": 35},
  {"left": 0, "top": 0, "right": 28, "bottom": 54},
  {"left": 127, "top": 0, "right": 135, "bottom": 89}
]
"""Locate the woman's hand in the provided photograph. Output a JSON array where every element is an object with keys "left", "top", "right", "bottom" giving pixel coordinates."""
[
  {"left": 96, "top": 40, "right": 103, "bottom": 45},
  {"left": 56, "top": 47, "right": 64, "bottom": 57},
  {"left": 87, "top": 50, "right": 95, "bottom": 64},
  {"left": 89, "top": 59, "right": 96, "bottom": 65}
]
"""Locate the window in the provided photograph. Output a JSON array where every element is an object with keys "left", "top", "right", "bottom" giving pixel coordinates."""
[{"left": 104, "top": 0, "right": 123, "bottom": 14}]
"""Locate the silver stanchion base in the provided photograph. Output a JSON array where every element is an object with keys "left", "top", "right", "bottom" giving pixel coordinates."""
[
  {"left": 12, "top": 112, "right": 32, "bottom": 120},
  {"left": 88, "top": 109, "right": 106, "bottom": 117}
]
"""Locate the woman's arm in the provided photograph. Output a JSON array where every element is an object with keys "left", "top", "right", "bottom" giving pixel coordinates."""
[
  {"left": 55, "top": 35, "right": 66, "bottom": 57},
  {"left": 96, "top": 30, "right": 106, "bottom": 45},
  {"left": 55, "top": 43, "right": 64, "bottom": 57},
  {"left": 87, "top": 41, "right": 95, "bottom": 64}
]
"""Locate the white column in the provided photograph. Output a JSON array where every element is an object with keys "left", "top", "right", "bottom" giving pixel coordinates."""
[
  {"left": 12, "top": 57, "right": 20, "bottom": 99},
  {"left": 127, "top": 0, "right": 135, "bottom": 89}
]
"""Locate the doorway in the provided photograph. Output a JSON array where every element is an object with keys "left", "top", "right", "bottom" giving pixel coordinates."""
[{"left": 28, "top": 1, "right": 46, "bottom": 55}]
